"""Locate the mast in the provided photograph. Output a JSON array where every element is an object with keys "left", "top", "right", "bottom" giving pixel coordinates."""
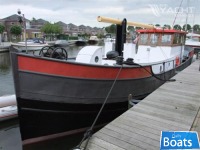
[{"left": 185, "top": 0, "right": 189, "bottom": 31}]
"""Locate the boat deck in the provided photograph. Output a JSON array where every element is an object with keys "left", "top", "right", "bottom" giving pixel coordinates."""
[{"left": 80, "top": 59, "right": 200, "bottom": 150}]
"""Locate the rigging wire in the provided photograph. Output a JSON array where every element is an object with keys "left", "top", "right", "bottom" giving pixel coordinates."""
[
  {"left": 172, "top": 0, "right": 184, "bottom": 27},
  {"left": 73, "top": 65, "right": 123, "bottom": 150},
  {"left": 191, "top": 0, "right": 197, "bottom": 36}
]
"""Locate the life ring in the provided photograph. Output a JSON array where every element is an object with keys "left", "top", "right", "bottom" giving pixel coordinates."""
[{"left": 175, "top": 56, "right": 180, "bottom": 66}]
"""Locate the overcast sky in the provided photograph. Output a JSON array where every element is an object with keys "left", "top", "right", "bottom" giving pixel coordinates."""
[{"left": 0, "top": 0, "right": 199, "bottom": 28}]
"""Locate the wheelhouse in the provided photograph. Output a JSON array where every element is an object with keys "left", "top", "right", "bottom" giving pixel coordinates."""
[{"left": 137, "top": 29, "right": 186, "bottom": 47}]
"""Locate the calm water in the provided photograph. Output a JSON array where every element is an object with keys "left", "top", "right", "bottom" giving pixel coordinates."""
[
  {"left": 0, "top": 43, "right": 102, "bottom": 150},
  {"left": 0, "top": 52, "right": 15, "bottom": 96}
]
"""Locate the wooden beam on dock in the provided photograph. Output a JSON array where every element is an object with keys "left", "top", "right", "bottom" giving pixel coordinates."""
[{"left": 81, "top": 59, "right": 200, "bottom": 150}]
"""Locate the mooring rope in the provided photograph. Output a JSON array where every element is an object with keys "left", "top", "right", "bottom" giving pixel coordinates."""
[
  {"left": 73, "top": 65, "right": 123, "bottom": 150},
  {"left": 72, "top": 58, "right": 177, "bottom": 150},
  {"left": 124, "top": 62, "right": 176, "bottom": 82}
]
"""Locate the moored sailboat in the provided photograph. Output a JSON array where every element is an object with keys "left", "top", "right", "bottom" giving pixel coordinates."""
[{"left": 10, "top": 16, "right": 194, "bottom": 144}]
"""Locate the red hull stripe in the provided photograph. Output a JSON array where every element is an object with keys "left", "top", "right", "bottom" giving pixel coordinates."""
[{"left": 18, "top": 56, "right": 151, "bottom": 79}]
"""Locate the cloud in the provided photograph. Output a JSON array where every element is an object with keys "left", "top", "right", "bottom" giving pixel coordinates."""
[{"left": 0, "top": 0, "right": 199, "bottom": 28}]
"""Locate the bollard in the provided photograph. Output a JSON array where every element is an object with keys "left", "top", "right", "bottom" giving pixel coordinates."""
[{"left": 128, "top": 94, "right": 133, "bottom": 108}]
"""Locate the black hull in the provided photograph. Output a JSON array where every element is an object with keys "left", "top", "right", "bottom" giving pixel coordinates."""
[
  {"left": 10, "top": 51, "right": 193, "bottom": 143},
  {"left": 19, "top": 99, "right": 127, "bottom": 143}
]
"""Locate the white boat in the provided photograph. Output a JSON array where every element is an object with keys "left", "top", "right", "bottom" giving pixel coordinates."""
[
  {"left": 0, "top": 95, "right": 17, "bottom": 121},
  {"left": 88, "top": 36, "right": 99, "bottom": 45},
  {"left": 185, "top": 33, "right": 200, "bottom": 55},
  {"left": 186, "top": 33, "right": 200, "bottom": 48},
  {"left": 11, "top": 39, "right": 48, "bottom": 52},
  {"left": 54, "top": 39, "right": 77, "bottom": 47}
]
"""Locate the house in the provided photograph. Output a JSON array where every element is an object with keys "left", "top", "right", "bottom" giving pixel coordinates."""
[
  {"left": 0, "top": 14, "right": 46, "bottom": 41},
  {"left": 0, "top": 14, "right": 104, "bottom": 41}
]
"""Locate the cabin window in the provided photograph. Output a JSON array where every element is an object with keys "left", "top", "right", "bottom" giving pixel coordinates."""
[
  {"left": 161, "top": 34, "right": 172, "bottom": 45},
  {"left": 191, "top": 37, "right": 199, "bottom": 42},
  {"left": 173, "top": 33, "right": 181, "bottom": 44},
  {"left": 139, "top": 34, "right": 148, "bottom": 45},
  {"left": 150, "top": 33, "right": 159, "bottom": 45},
  {"left": 180, "top": 34, "right": 185, "bottom": 44}
]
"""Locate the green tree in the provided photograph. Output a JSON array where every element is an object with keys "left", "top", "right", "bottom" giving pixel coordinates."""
[
  {"left": 0, "top": 24, "right": 5, "bottom": 44},
  {"left": 127, "top": 26, "right": 135, "bottom": 32},
  {"left": 10, "top": 25, "right": 22, "bottom": 41},
  {"left": 0, "top": 24, "right": 5, "bottom": 34},
  {"left": 193, "top": 24, "right": 200, "bottom": 32},
  {"left": 53, "top": 23, "right": 62, "bottom": 34},
  {"left": 163, "top": 24, "right": 171, "bottom": 29},
  {"left": 41, "top": 23, "right": 62, "bottom": 40},
  {"left": 105, "top": 24, "right": 116, "bottom": 33},
  {"left": 135, "top": 27, "right": 142, "bottom": 30},
  {"left": 155, "top": 24, "right": 160, "bottom": 27},
  {"left": 173, "top": 24, "right": 182, "bottom": 30},
  {"left": 182, "top": 24, "right": 191, "bottom": 31}
]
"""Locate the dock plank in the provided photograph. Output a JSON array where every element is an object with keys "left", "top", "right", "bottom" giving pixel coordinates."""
[
  {"left": 99, "top": 127, "right": 159, "bottom": 148},
  {"left": 132, "top": 103, "right": 196, "bottom": 125},
  {"left": 94, "top": 132, "right": 147, "bottom": 150},
  {"left": 130, "top": 107, "right": 191, "bottom": 129},
  {"left": 83, "top": 136, "right": 126, "bottom": 150},
  {"left": 120, "top": 111, "right": 186, "bottom": 131},
  {"left": 140, "top": 100, "right": 197, "bottom": 116},
  {"left": 81, "top": 60, "right": 200, "bottom": 149}
]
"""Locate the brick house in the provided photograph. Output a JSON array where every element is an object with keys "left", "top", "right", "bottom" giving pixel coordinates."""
[{"left": 0, "top": 14, "right": 104, "bottom": 41}]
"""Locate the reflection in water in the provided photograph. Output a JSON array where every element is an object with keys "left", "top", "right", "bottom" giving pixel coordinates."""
[
  {"left": 0, "top": 52, "right": 11, "bottom": 73},
  {"left": 0, "top": 52, "right": 15, "bottom": 96}
]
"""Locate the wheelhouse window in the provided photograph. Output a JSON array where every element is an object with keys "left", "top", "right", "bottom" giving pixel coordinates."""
[
  {"left": 150, "top": 33, "right": 159, "bottom": 45},
  {"left": 161, "top": 34, "right": 172, "bottom": 45},
  {"left": 139, "top": 33, "right": 148, "bottom": 45},
  {"left": 173, "top": 33, "right": 181, "bottom": 44}
]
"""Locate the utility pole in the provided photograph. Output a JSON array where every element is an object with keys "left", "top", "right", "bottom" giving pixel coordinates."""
[{"left": 18, "top": 9, "right": 27, "bottom": 53}]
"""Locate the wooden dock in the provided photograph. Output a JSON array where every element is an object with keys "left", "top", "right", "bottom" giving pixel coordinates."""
[{"left": 81, "top": 59, "right": 200, "bottom": 150}]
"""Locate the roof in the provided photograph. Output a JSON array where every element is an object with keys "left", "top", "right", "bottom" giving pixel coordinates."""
[
  {"left": 187, "top": 32, "right": 200, "bottom": 37},
  {"left": 2, "top": 14, "right": 30, "bottom": 22},
  {"left": 137, "top": 29, "right": 186, "bottom": 34}
]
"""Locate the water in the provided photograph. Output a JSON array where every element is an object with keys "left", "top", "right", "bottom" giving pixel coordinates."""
[
  {"left": 0, "top": 43, "right": 103, "bottom": 150},
  {"left": 0, "top": 52, "right": 15, "bottom": 96}
]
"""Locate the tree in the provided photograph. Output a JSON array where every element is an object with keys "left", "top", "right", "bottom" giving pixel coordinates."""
[
  {"left": 105, "top": 24, "right": 116, "bottom": 33},
  {"left": 135, "top": 27, "right": 142, "bottom": 30},
  {"left": 155, "top": 24, "right": 161, "bottom": 27},
  {"left": 127, "top": 26, "right": 135, "bottom": 32},
  {"left": 10, "top": 25, "right": 22, "bottom": 40},
  {"left": 173, "top": 24, "right": 182, "bottom": 30},
  {"left": 41, "top": 23, "right": 62, "bottom": 40},
  {"left": 163, "top": 24, "right": 171, "bottom": 29},
  {"left": 0, "top": 24, "right": 5, "bottom": 44},
  {"left": 0, "top": 24, "right": 5, "bottom": 34},
  {"left": 182, "top": 24, "right": 191, "bottom": 31},
  {"left": 31, "top": 17, "right": 37, "bottom": 24},
  {"left": 53, "top": 23, "right": 62, "bottom": 34},
  {"left": 193, "top": 24, "right": 200, "bottom": 32}
]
